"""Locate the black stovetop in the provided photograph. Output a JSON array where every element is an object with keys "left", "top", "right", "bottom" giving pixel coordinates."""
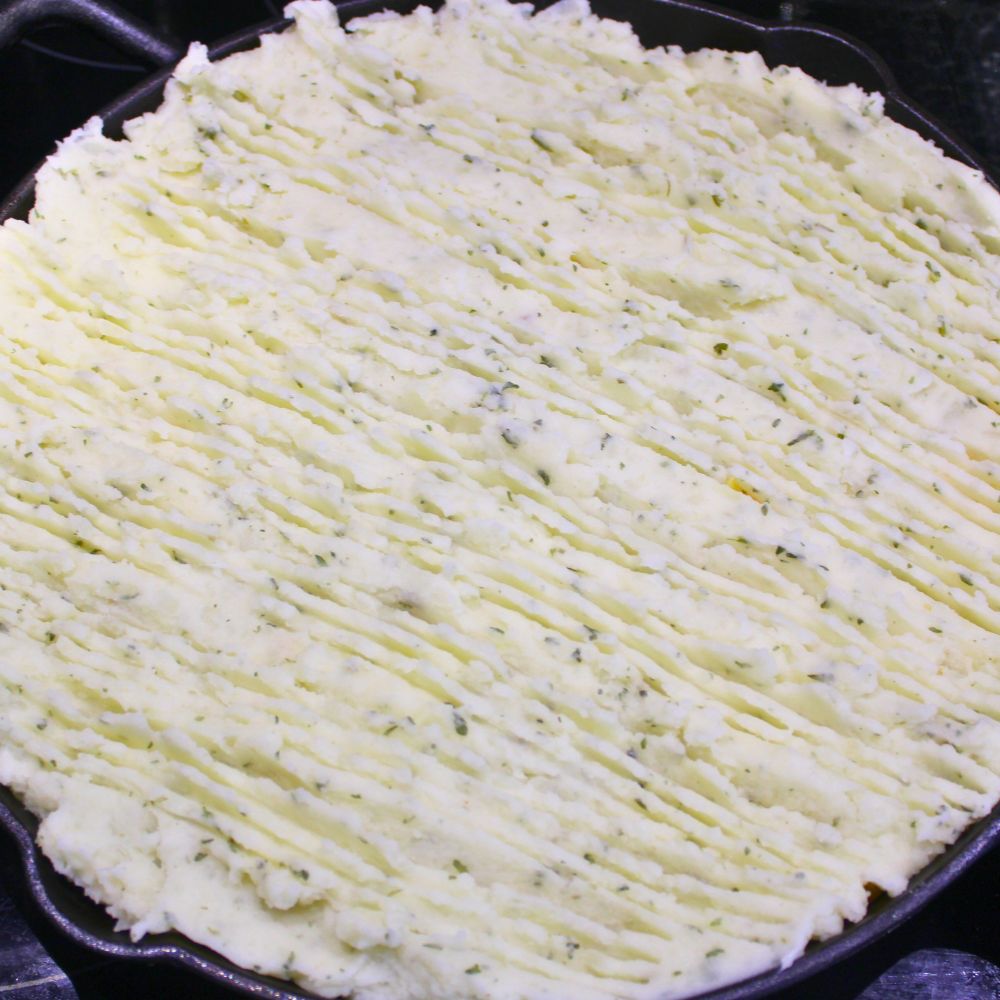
[{"left": 0, "top": 2, "right": 998, "bottom": 999}]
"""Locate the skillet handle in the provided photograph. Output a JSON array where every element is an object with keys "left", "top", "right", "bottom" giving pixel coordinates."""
[{"left": 0, "top": 0, "right": 184, "bottom": 65}]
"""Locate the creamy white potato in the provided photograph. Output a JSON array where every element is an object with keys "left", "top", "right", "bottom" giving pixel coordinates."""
[{"left": 0, "top": 1, "right": 997, "bottom": 997}]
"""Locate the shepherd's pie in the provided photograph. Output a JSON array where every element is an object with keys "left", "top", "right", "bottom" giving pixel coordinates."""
[{"left": 0, "top": 1, "right": 998, "bottom": 997}]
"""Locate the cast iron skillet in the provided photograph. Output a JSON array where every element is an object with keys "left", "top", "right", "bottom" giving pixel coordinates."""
[{"left": 0, "top": 0, "right": 998, "bottom": 997}]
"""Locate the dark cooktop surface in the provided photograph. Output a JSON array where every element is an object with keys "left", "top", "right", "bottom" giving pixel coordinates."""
[{"left": 0, "top": 1, "right": 998, "bottom": 999}]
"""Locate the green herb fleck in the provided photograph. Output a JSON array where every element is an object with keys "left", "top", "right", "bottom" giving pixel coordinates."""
[
  {"left": 530, "top": 130, "right": 553, "bottom": 151},
  {"left": 787, "top": 429, "right": 815, "bottom": 447}
]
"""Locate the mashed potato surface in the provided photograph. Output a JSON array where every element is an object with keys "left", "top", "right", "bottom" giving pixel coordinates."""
[{"left": 0, "top": 1, "right": 998, "bottom": 997}]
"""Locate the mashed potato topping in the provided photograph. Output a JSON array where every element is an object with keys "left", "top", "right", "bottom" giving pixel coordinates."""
[{"left": 0, "top": 1, "right": 997, "bottom": 997}]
